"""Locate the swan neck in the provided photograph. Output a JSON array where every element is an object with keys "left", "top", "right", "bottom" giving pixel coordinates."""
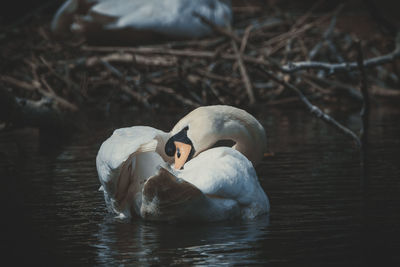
[
  {"left": 219, "top": 123, "right": 264, "bottom": 165},
  {"left": 213, "top": 109, "right": 266, "bottom": 166},
  {"left": 172, "top": 105, "right": 266, "bottom": 166}
]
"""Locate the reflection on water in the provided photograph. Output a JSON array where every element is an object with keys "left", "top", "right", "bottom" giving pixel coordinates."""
[
  {"left": 1, "top": 107, "right": 399, "bottom": 265},
  {"left": 95, "top": 216, "right": 269, "bottom": 265}
]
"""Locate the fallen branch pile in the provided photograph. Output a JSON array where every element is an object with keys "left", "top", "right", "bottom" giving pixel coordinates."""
[{"left": 0, "top": 2, "right": 399, "bottom": 137}]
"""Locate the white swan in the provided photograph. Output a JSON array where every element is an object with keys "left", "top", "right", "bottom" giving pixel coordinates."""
[
  {"left": 96, "top": 105, "right": 269, "bottom": 221},
  {"left": 51, "top": 0, "right": 232, "bottom": 45}
]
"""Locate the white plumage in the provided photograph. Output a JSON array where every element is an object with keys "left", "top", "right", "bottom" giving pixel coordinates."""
[
  {"left": 174, "top": 147, "right": 269, "bottom": 219},
  {"left": 51, "top": 0, "right": 232, "bottom": 44},
  {"left": 96, "top": 105, "right": 269, "bottom": 221}
]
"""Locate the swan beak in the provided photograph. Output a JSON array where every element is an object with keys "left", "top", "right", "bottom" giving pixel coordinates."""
[{"left": 174, "top": 141, "right": 192, "bottom": 170}]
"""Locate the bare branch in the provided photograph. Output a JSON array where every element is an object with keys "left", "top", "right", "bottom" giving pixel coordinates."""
[
  {"left": 256, "top": 67, "right": 361, "bottom": 147},
  {"left": 86, "top": 53, "right": 177, "bottom": 67},
  {"left": 147, "top": 84, "right": 200, "bottom": 107},
  {"left": 192, "top": 11, "right": 241, "bottom": 43},
  {"left": 231, "top": 39, "right": 256, "bottom": 105},
  {"left": 282, "top": 33, "right": 400, "bottom": 73},
  {"left": 0, "top": 87, "right": 72, "bottom": 130},
  {"left": 82, "top": 45, "right": 218, "bottom": 58},
  {"left": 356, "top": 42, "right": 370, "bottom": 119},
  {"left": 1, "top": 75, "right": 78, "bottom": 111},
  {"left": 240, "top": 25, "right": 253, "bottom": 53},
  {"left": 309, "top": 4, "right": 343, "bottom": 60},
  {"left": 356, "top": 41, "right": 370, "bottom": 146}
]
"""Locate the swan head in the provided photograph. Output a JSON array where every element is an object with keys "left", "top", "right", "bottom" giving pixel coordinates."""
[
  {"left": 165, "top": 105, "right": 267, "bottom": 169},
  {"left": 164, "top": 126, "right": 196, "bottom": 170}
]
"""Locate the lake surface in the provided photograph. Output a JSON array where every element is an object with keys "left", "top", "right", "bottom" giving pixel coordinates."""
[{"left": 1, "top": 106, "right": 399, "bottom": 266}]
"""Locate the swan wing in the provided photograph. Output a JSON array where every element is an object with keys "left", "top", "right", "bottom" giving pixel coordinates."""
[{"left": 96, "top": 126, "right": 166, "bottom": 217}]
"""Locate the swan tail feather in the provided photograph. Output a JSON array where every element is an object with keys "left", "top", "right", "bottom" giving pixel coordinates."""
[{"left": 141, "top": 167, "right": 206, "bottom": 221}]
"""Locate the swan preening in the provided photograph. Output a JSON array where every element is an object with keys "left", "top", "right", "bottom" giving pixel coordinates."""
[
  {"left": 51, "top": 0, "right": 232, "bottom": 45},
  {"left": 96, "top": 105, "right": 270, "bottom": 221}
]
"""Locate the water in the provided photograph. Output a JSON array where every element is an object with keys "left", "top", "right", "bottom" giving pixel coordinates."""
[{"left": 1, "top": 106, "right": 399, "bottom": 266}]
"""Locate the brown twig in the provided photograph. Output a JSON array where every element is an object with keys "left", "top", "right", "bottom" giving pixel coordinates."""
[
  {"left": 240, "top": 25, "right": 253, "bottom": 53},
  {"left": 121, "top": 85, "right": 150, "bottom": 107},
  {"left": 193, "top": 11, "right": 241, "bottom": 43},
  {"left": 231, "top": 39, "right": 256, "bottom": 105},
  {"left": 204, "top": 81, "right": 226, "bottom": 104},
  {"left": 0, "top": 75, "right": 37, "bottom": 91},
  {"left": 82, "top": 45, "right": 218, "bottom": 58},
  {"left": 86, "top": 53, "right": 177, "bottom": 67},
  {"left": 369, "top": 85, "right": 400, "bottom": 97},
  {"left": 301, "top": 73, "right": 363, "bottom": 101},
  {"left": 308, "top": 4, "right": 343, "bottom": 60},
  {"left": 356, "top": 41, "right": 370, "bottom": 146},
  {"left": 82, "top": 45, "right": 274, "bottom": 69},
  {"left": 147, "top": 84, "right": 200, "bottom": 107},
  {"left": 39, "top": 56, "right": 84, "bottom": 100},
  {"left": 40, "top": 76, "right": 78, "bottom": 111},
  {"left": 0, "top": 75, "right": 78, "bottom": 111},
  {"left": 256, "top": 67, "right": 361, "bottom": 147},
  {"left": 196, "top": 69, "right": 241, "bottom": 84},
  {"left": 264, "top": 14, "right": 332, "bottom": 56}
]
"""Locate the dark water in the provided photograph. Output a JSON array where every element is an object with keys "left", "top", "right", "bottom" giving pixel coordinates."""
[{"left": 1, "top": 106, "right": 399, "bottom": 266}]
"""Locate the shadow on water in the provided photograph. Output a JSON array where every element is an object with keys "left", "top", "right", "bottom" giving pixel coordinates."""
[{"left": 1, "top": 106, "right": 400, "bottom": 265}]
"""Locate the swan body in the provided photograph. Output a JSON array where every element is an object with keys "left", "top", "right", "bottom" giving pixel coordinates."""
[
  {"left": 96, "top": 105, "right": 269, "bottom": 221},
  {"left": 51, "top": 0, "right": 232, "bottom": 45},
  {"left": 174, "top": 147, "right": 269, "bottom": 219}
]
